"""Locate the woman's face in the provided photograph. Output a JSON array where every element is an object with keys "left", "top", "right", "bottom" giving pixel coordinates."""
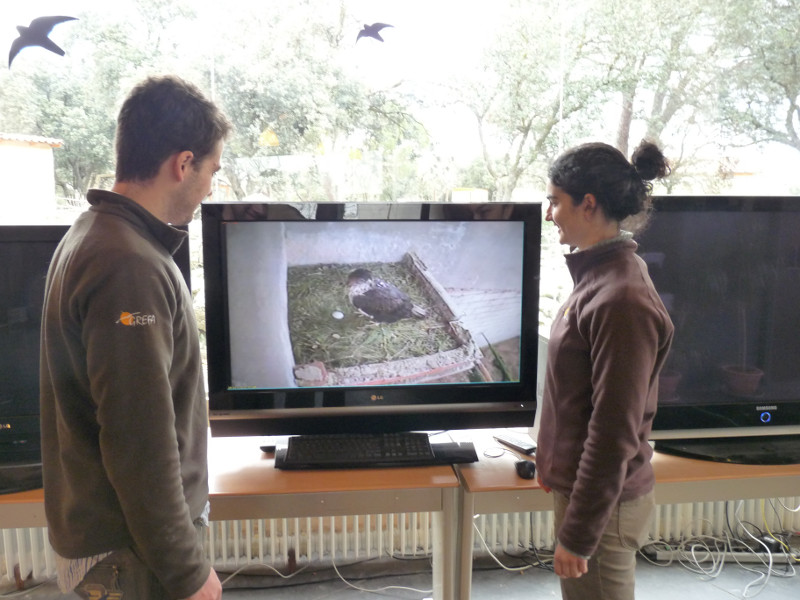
[{"left": 545, "top": 182, "right": 585, "bottom": 248}]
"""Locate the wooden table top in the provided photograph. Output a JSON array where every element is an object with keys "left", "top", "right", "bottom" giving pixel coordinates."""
[
  {"left": 453, "top": 429, "right": 800, "bottom": 494},
  {"left": 208, "top": 435, "right": 459, "bottom": 497}
]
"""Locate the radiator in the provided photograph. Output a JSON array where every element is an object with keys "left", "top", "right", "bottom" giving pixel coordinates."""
[{"left": 3, "top": 498, "right": 798, "bottom": 586}]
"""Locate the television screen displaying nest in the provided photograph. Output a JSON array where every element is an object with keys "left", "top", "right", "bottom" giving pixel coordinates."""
[{"left": 201, "top": 202, "right": 541, "bottom": 437}]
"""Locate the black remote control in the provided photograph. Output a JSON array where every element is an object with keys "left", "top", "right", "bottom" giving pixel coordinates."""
[{"left": 493, "top": 432, "right": 536, "bottom": 455}]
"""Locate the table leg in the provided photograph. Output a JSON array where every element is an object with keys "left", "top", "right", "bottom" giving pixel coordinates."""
[
  {"left": 458, "top": 489, "right": 476, "bottom": 600},
  {"left": 431, "top": 486, "right": 458, "bottom": 600}
]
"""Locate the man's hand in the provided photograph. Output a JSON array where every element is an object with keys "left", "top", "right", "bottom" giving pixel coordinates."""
[
  {"left": 553, "top": 543, "right": 588, "bottom": 579},
  {"left": 184, "top": 568, "right": 222, "bottom": 600}
]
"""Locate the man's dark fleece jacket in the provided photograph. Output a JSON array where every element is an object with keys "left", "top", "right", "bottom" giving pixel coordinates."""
[
  {"left": 39, "top": 190, "right": 210, "bottom": 598},
  {"left": 536, "top": 239, "right": 674, "bottom": 558}
]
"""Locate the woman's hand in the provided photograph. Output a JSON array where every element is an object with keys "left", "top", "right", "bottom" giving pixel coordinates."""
[{"left": 553, "top": 544, "right": 588, "bottom": 579}]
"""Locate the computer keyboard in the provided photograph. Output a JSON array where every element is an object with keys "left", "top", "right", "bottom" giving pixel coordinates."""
[{"left": 274, "top": 432, "right": 460, "bottom": 470}]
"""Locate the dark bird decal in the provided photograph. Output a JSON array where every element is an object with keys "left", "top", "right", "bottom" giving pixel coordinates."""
[
  {"left": 8, "top": 16, "right": 78, "bottom": 68},
  {"left": 346, "top": 268, "right": 427, "bottom": 323},
  {"left": 356, "top": 23, "right": 393, "bottom": 43}
]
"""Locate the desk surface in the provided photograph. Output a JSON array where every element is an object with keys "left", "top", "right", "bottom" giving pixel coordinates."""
[
  {"left": 451, "top": 429, "right": 541, "bottom": 494},
  {"left": 454, "top": 429, "right": 800, "bottom": 501},
  {"left": 0, "top": 436, "right": 459, "bottom": 527},
  {"left": 208, "top": 436, "right": 459, "bottom": 497},
  {"left": 1, "top": 432, "right": 797, "bottom": 517}
]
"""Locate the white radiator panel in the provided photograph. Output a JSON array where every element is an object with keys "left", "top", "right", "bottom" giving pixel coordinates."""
[
  {"left": 208, "top": 512, "right": 433, "bottom": 571},
  {"left": 2, "top": 498, "right": 798, "bottom": 584},
  {"left": 650, "top": 497, "right": 800, "bottom": 543}
]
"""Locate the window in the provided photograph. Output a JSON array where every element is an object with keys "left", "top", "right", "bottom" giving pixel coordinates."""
[{"left": 2, "top": 0, "right": 798, "bottom": 327}]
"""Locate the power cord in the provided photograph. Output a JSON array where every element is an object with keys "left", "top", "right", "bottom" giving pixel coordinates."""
[
  {"left": 219, "top": 547, "right": 434, "bottom": 597},
  {"left": 639, "top": 499, "right": 799, "bottom": 599},
  {"left": 330, "top": 555, "right": 433, "bottom": 596},
  {"left": 470, "top": 510, "right": 556, "bottom": 574},
  {"left": 219, "top": 561, "right": 309, "bottom": 586}
]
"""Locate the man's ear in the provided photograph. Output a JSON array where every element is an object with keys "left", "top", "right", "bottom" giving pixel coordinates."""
[{"left": 171, "top": 151, "right": 194, "bottom": 182}]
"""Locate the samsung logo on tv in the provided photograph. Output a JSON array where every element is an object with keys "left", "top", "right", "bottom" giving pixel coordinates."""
[{"left": 756, "top": 405, "right": 777, "bottom": 411}]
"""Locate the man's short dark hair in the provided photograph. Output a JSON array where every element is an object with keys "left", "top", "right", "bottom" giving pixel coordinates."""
[{"left": 115, "top": 75, "right": 231, "bottom": 182}]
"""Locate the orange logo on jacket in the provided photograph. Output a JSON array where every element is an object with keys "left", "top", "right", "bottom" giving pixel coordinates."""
[{"left": 117, "top": 311, "right": 156, "bottom": 327}]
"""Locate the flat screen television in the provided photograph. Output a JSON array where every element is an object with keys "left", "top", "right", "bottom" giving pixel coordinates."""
[
  {"left": 0, "top": 225, "right": 69, "bottom": 493},
  {"left": 201, "top": 202, "right": 541, "bottom": 444},
  {"left": 637, "top": 196, "right": 800, "bottom": 464}
]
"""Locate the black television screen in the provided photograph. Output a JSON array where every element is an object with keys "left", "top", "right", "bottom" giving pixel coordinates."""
[
  {"left": 0, "top": 225, "right": 69, "bottom": 492},
  {"left": 201, "top": 202, "right": 541, "bottom": 437},
  {"left": 637, "top": 196, "right": 800, "bottom": 463}
]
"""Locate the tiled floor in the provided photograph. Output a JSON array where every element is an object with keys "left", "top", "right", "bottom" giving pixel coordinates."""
[{"left": 5, "top": 553, "right": 797, "bottom": 599}]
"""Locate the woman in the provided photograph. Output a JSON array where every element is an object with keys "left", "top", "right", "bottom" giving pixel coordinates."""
[{"left": 536, "top": 140, "right": 674, "bottom": 600}]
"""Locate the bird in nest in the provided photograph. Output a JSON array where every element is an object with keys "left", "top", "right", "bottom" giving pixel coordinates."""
[
  {"left": 346, "top": 268, "right": 427, "bottom": 323},
  {"left": 8, "top": 16, "right": 77, "bottom": 68},
  {"left": 356, "top": 23, "right": 393, "bottom": 43}
]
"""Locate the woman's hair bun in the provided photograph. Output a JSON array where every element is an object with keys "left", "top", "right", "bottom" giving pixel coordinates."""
[{"left": 631, "top": 140, "right": 670, "bottom": 181}]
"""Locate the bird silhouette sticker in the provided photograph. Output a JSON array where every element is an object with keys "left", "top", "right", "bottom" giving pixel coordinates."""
[
  {"left": 8, "top": 16, "right": 78, "bottom": 68},
  {"left": 356, "top": 23, "right": 393, "bottom": 43}
]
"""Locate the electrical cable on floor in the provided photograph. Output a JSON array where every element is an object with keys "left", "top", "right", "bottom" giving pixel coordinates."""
[
  {"left": 638, "top": 539, "right": 675, "bottom": 567},
  {"left": 732, "top": 501, "right": 798, "bottom": 597},
  {"left": 219, "top": 562, "right": 310, "bottom": 585},
  {"left": 521, "top": 543, "right": 555, "bottom": 571},
  {"left": 764, "top": 499, "right": 800, "bottom": 563},
  {"left": 472, "top": 521, "right": 532, "bottom": 572},
  {"left": 470, "top": 510, "right": 557, "bottom": 575},
  {"left": 217, "top": 533, "right": 437, "bottom": 595},
  {"left": 526, "top": 516, "right": 555, "bottom": 572},
  {"left": 329, "top": 555, "right": 433, "bottom": 596},
  {"left": 219, "top": 554, "right": 433, "bottom": 594},
  {"left": 639, "top": 499, "right": 799, "bottom": 600}
]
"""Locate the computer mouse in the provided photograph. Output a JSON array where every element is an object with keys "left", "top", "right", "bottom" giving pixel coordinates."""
[{"left": 515, "top": 460, "right": 536, "bottom": 479}]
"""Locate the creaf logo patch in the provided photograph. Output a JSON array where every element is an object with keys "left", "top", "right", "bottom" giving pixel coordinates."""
[{"left": 116, "top": 311, "right": 156, "bottom": 327}]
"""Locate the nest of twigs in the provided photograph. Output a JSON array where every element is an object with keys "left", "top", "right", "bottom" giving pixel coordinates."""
[{"left": 287, "top": 262, "right": 459, "bottom": 370}]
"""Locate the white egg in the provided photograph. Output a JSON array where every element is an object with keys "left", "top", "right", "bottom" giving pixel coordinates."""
[{"left": 332, "top": 310, "right": 344, "bottom": 320}]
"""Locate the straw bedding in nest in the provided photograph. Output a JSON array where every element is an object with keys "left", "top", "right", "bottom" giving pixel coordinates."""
[{"left": 287, "top": 262, "right": 459, "bottom": 370}]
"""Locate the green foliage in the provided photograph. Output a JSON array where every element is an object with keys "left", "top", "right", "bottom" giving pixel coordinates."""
[{"left": 716, "top": 0, "right": 800, "bottom": 153}]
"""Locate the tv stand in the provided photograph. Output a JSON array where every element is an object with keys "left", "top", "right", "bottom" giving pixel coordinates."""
[{"left": 654, "top": 435, "right": 800, "bottom": 465}]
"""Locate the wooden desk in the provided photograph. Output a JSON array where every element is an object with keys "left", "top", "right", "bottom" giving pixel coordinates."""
[
  {"left": 0, "top": 437, "right": 461, "bottom": 600},
  {"left": 0, "top": 488, "right": 46, "bottom": 529},
  {"left": 3, "top": 433, "right": 796, "bottom": 600},
  {"left": 650, "top": 450, "right": 800, "bottom": 504},
  {"left": 453, "top": 429, "right": 800, "bottom": 600},
  {"left": 208, "top": 436, "right": 460, "bottom": 600}
]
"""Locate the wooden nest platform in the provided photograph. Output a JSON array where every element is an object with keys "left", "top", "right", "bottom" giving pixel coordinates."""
[{"left": 287, "top": 252, "right": 484, "bottom": 386}]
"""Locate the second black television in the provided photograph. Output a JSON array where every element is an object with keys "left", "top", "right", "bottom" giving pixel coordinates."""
[
  {"left": 638, "top": 196, "right": 800, "bottom": 464},
  {"left": 201, "top": 202, "right": 541, "bottom": 438},
  {"left": 0, "top": 225, "right": 69, "bottom": 493}
]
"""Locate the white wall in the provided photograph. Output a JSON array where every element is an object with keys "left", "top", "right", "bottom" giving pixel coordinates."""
[{"left": 0, "top": 140, "right": 57, "bottom": 223}]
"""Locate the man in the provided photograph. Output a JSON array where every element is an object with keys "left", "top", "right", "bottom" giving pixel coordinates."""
[{"left": 40, "top": 75, "right": 231, "bottom": 599}]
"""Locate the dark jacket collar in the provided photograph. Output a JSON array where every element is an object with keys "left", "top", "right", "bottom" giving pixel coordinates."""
[
  {"left": 564, "top": 238, "right": 639, "bottom": 285},
  {"left": 86, "top": 189, "right": 188, "bottom": 256}
]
